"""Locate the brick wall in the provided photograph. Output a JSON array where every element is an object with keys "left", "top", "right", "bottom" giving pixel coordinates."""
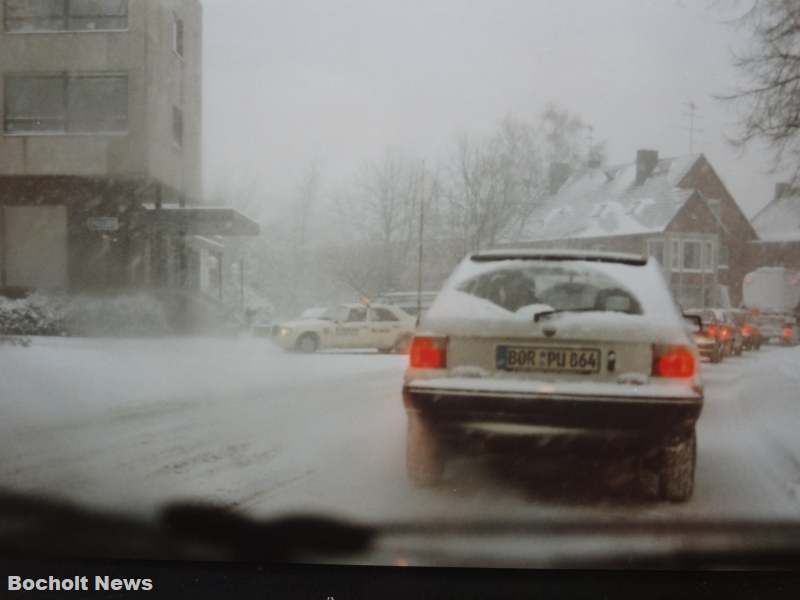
[{"left": 677, "top": 156, "right": 758, "bottom": 305}]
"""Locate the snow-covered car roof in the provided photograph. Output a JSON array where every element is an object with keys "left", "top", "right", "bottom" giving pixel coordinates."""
[{"left": 472, "top": 248, "right": 647, "bottom": 266}]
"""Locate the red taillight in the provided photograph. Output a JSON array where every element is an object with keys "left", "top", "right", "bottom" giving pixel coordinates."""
[
  {"left": 652, "top": 345, "right": 696, "bottom": 378},
  {"left": 784, "top": 327, "right": 794, "bottom": 338},
  {"left": 742, "top": 325, "right": 752, "bottom": 337},
  {"left": 410, "top": 336, "right": 448, "bottom": 369},
  {"left": 719, "top": 327, "right": 729, "bottom": 339},
  {"left": 705, "top": 325, "right": 717, "bottom": 337}
]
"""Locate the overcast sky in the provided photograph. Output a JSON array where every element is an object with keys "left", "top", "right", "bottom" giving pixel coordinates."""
[{"left": 202, "top": 0, "right": 782, "bottom": 217}]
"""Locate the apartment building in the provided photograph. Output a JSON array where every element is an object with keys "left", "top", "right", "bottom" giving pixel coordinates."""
[{"left": 0, "top": 0, "right": 257, "bottom": 297}]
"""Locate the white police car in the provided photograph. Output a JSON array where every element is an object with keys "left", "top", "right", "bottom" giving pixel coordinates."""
[{"left": 273, "top": 303, "right": 416, "bottom": 353}]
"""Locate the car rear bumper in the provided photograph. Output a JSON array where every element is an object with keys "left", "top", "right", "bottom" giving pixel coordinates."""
[{"left": 403, "top": 384, "right": 703, "bottom": 440}]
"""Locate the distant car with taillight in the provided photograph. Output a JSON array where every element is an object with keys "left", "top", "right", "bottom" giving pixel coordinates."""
[
  {"left": 683, "top": 310, "right": 723, "bottom": 363},
  {"left": 707, "top": 309, "right": 743, "bottom": 357},
  {"left": 729, "top": 309, "right": 762, "bottom": 351},
  {"left": 756, "top": 313, "right": 799, "bottom": 346},
  {"left": 778, "top": 317, "right": 799, "bottom": 346},
  {"left": 403, "top": 250, "right": 703, "bottom": 502}
]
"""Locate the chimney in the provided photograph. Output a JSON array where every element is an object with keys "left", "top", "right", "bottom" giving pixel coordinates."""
[
  {"left": 548, "top": 162, "right": 572, "bottom": 195},
  {"left": 775, "top": 182, "right": 791, "bottom": 201},
  {"left": 635, "top": 149, "right": 659, "bottom": 186}
]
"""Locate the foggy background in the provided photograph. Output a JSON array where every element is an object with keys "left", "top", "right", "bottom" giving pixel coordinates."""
[{"left": 202, "top": 0, "right": 780, "bottom": 218}]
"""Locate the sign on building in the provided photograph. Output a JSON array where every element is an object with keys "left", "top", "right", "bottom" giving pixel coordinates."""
[{"left": 86, "top": 217, "right": 120, "bottom": 232}]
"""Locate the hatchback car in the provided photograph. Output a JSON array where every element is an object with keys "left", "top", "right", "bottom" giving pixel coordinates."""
[{"left": 403, "top": 250, "right": 704, "bottom": 502}]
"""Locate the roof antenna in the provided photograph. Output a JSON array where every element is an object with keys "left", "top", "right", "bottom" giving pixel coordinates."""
[{"left": 682, "top": 101, "right": 704, "bottom": 154}]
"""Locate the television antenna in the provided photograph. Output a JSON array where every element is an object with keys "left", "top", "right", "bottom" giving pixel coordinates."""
[{"left": 681, "top": 101, "right": 704, "bottom": 154}]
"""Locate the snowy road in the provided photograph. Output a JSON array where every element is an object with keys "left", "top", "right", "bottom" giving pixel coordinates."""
[{"left": 2, "top": 337, "right": 800, "bottom": 526}]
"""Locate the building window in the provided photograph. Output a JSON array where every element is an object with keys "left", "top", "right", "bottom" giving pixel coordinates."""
[
  {"left": 674, "top": 285, "right": 703, "bottom": 311},
  {"left": 4, "top": 74, "right": 128, "bottom": 134},
  {"left": 671, "top": 239, "right": 681, "bottom": 270},
  {"left": 703, "top": 240, "right": 714, "bottom": 271},
  {"left": 719, "top": 242, "right": 729, "bottom": 269},
  {"left": 682, "top": 240, "right": 702, "bottom": 271},
  {"left": 172, "top": 105, "right": 183, "bottom": 147},
  {"left": 647, "top": 239, "right": 665, "bottom": 266},
  {"left": 3, "top": 0, "right": 129, "bottom": 33},
  {"left": 172, "top": 13, "right": 184, "bottom": 57}
]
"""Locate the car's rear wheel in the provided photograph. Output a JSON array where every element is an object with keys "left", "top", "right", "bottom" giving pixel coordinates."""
[
  {"left": 659, "top": 430, "right": 696, "bottom": 502},
  {"left": 296, "top": 333, "right": 319, "bottom": 354},
  {"left": 710, "top": 348, "right": 722, "bottom": 364},
  {"left": 406, "top": 412, "right": 444, "bottom": 487}
]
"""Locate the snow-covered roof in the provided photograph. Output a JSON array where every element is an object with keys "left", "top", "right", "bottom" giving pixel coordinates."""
[
  {"left": 752, "top": 191, "right": 800, "bottom": 242},
  {"left": 514, "top": 154, "right": 702, "bottom": 243}
]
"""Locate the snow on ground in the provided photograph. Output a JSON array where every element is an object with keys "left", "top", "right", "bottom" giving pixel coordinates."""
[{"left": 2, "top": 337, "right": 800, "bottom": 529}]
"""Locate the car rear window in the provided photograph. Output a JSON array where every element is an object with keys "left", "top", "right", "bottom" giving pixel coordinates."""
[{"left": 457, "top": 264, "right": 643, "bottom": 315}]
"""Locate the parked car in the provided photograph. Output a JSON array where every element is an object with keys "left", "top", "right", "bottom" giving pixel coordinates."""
[
  {"left": 683, "top": 310, "right": 723, "bottom": 363},
  {"left": 729, "top": 309, "right": 762, "bottom": 351},
  {"left": 273, "top": 303, "right": 416, "bottom": 353},
  {"left": 403, "top": 250, "right": 703, "bottom": 502}
]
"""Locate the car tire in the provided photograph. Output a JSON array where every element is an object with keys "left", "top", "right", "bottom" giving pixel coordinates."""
[
  {"left": 394, "top": 334, "right": 412, "bottom": 354},
  {"left": 710, "top": 349, "right": 722, "bottom": 364},
  {"left": 406, "top": 412, "right": 444, "bottom": 487},
  {"left": 296, "top": 333, "right": 319, "bottom": 354},
  {"left": 659, "top": 430, "right": 696, "bottom": 503}
]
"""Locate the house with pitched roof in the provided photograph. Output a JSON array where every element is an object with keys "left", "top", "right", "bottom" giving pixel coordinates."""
[
  {"left": 748, "top": 183, "right": 800, "bottom": 274},
  {"left": 509, "top": 150, "right": 758, "bottom": 307}
]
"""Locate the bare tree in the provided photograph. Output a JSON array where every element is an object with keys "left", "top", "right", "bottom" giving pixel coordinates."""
[
  {"left": 442, "top": 108, "right": 604, "bottom": 253},
  {"left": 721, "top": 0, "right": 800, "bottom": 174},
  {"left": 334, "top": 149, "right": 426, "bottom": 293},
  {"left": 289, "top": 162, "right": 322, "bottom": 306},
  {"left": 445, "top": 116, "right": 545, "bottom": 253}
]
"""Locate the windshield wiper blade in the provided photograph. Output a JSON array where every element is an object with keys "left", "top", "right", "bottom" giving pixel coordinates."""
[
  {"left": 0, "top": 489, "right": 376, "bottom": 562},
  {"left": 161, "top": 504, "right": 376, "bottom": 561}
]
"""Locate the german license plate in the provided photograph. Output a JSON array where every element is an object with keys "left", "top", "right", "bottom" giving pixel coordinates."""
[{"left": 496, "top": 346, "right": 601, "bottom": 374}]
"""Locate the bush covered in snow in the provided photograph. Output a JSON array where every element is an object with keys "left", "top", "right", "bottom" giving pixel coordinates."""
[
  {"left": 0, "top": 293, "right": 171, "bottom": 337},
  {"left": 0, "top": 294, "right": 65, "bottom": 336}
]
